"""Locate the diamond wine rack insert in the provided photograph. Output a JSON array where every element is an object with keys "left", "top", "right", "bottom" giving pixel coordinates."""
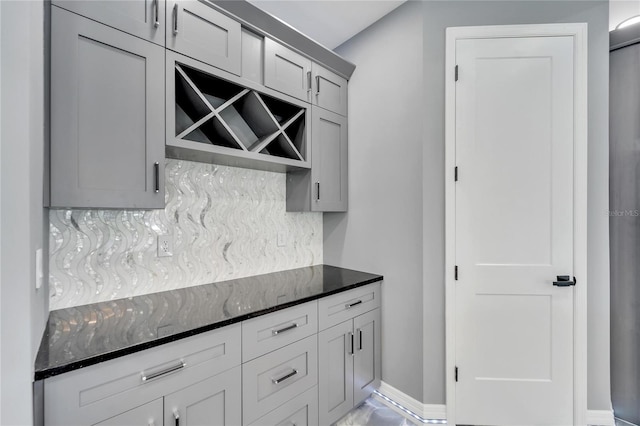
[{"left": 172, "top": 63, "right": 309, "bottom": 170}]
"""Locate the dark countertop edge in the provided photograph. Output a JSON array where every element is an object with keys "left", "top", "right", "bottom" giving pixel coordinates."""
[{"left": 34, "top": 274, "right": 383, "bottom": 381}]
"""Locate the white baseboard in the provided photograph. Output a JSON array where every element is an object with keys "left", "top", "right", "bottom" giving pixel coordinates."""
[
  {"left": 375, "top": 381, "right": 447, "bottom": 422},
  {"left": 375, "top": 383, "right": 614, "bottom": 426},
  {"left": 587, "top": 409, "right": 615, "bottom": 426}
]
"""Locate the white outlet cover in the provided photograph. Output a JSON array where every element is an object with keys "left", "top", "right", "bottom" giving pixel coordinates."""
[{"left": 157, "top": 235, "right": 173, "bottom": 257}]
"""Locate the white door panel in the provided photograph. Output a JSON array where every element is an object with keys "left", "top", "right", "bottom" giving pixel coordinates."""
[{"left": 455, "top": 36, "right": 575, "bottom": 425}]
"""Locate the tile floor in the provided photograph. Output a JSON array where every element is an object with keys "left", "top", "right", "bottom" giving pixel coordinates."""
[
  {"left": 336, "top": 398, "right": 418, "bottom": 426},
  {"left": 336, "top": 398, "right": 638, "bottom": 426}
]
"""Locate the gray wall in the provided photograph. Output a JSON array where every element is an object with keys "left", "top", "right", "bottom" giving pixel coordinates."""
[
  {"left": 327, "top": 0, "right": 611, "bottom": 410},
  {"left": 327, "top": 0, "right": 425, "bottom": 401},
  {"left": 0, "top": 0, "right": 48, "bottom": 424}
]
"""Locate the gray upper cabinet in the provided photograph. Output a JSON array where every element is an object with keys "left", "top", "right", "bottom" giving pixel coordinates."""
[
  {"left": 166, "top": 0, "right": 241, "bottom": 75},
  {"left": 52, "top": 0, "right": 165, "bottom": 45},
  {"left": 287, "top": 106, "right": 347, "bottom": 212},
  {"left": 264, "top": 38, "right": 312, "bottom": 103},
  {"left": 50, "top": 7, "right": 165, "bottom": 209},
  {"left": 164, "top": 367, "right": 242, "bottom": 426},
  {"left": 312, "top": 63, "right": 348, "bottom": 116}
]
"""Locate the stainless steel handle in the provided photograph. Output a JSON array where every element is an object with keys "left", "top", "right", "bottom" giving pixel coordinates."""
[
  {"left": 272, "top": 368, "right": 298, "bottom": 385},
  {"left": 315, "top": 181, "right": 320, "bottom": 201},
  {"left": 141, "top": 361, "right": 185, "bottom": 382},
  {"left": 307, "top": 71, "right": 312, "bottom": 93},
  {"left": 153, "top": 0, "right": 159, "bottom": 28},
  {"left": 154, "top": 162, "right": 160, "bottom": 193},
  {"left": 345, "top": 300, "right": 362, "bottom": 309},
  {"left": 358, "top": 328, "right": 363, "bottom": 351},
  {"left": 315, "top": 75, "right": 320, "bottom": 96},
  {"left": 348, "top": 332, "right": 354, "bottom": 355},
  {"left": 272, "top": 323, "right": 298, "bottom": 335},
  {"left": 173, "top": 3, "right": 179, "bottom": 35},
  {"left": 173, "top": 410, "right": 180, "bottom": 426}
]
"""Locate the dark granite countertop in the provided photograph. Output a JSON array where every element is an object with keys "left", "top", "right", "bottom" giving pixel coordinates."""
[{"left": 35, "top": 264, "right": 382, "bottom": 380}]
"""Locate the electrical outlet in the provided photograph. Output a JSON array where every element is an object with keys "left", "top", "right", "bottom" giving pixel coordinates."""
[
  {"left": 157, "top": 234, "right": 173, "bottom": 257},
  {"left": 277, "top": 232, "right": 286, "bottom": 247},
  {"left": 157, "top": 324, "right": 177, "bottom": 338}
]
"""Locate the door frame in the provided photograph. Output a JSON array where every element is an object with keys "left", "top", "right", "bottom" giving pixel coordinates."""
[{"left": 444, "top": 23, "right": 588, "bottom": 426}]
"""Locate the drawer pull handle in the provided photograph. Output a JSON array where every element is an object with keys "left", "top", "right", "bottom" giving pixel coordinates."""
[
  {"left": 272, "top": 323, "right": 298, "bottom": 335},
  {"left": 154, "top": 162, "right": 160, "bottom": 193},
  {"left": 345, "top": 300, "right": 363, "bottom": 309},
  {"left": 141, "top": 361, "right": 185, "bottom": 382},
  {"left": 173, "top": 3, "right": 179, "bottom": 35},
  {"left": 152, "top": 0, "right": 159, "bottom": 28},
  {"left": 272, "top": 369, "right": 298, "bottom": 385}
]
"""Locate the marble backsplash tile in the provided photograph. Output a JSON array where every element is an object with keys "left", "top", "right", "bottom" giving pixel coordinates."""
[{"left": 49, "top": 159, "right": 322, "bottom": 310}]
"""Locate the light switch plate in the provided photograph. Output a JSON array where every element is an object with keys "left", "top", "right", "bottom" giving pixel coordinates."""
[{"left": 277, "top": 232, "right": 286, "bottom": 247}]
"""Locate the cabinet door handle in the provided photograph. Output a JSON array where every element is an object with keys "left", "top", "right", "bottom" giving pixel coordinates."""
[
  {"left": 154, "top": 162, "right": 160, "bottom": 193},
  {"left": 307, "top": 71, "right": 312, "bottom": 93},
  {"left": 358, "top": 328, "right": 363, "bottom": 351},
  {"left": 315, "top": 181, "right": 320, "bottom": 201},
  {"left": 141, "top": 360, "right": 185, "bottom": 382},
  {"left": 173, "top": 410, "right": 180, "bottom": 426},
  {"left": 345, "top": 300, "right": 362, "bottom": 309},
  {"left": 348, "top": 332, "right": 354, "bottom": 355},
  {"left": 272, "top": 323, "right": 298, "bottom": 335},
  {"left": 272, "top": 368, "right": 298, "bottom": 385},
  {"left": 173, "top": 3, "right": 179, "bottom": 35},
  {"left": 153, "top": 0, "right": 160, "bottom": 28}
]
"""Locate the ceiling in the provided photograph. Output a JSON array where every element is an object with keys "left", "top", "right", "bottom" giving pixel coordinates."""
[{"left": 246, "top": 0, "right": 406, "bottom": 50}]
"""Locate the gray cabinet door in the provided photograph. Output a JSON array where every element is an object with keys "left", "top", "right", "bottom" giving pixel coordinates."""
[
  {"left": 50, "top": 7, "right": 165, "bottom": 209},
  {"left": 264, "top": 38, "right": 312, "bottom": 103},
  {"left": 311, "top": 106, "right": 348, "bottom": 212},
  {"left": 164, "top": 366, "right": 242, "bottom": 426},
  {"left": 93, "top": 399, "right": 163, "bottom": 426},
  {"left": 52, "top": 0, "right": 165, "bottom": 45},
  {"left": 353, "top": 308, "right": 381, "bottom": 405},
  {"left": 312, "top": 63, "right": 348, "bottom": 116},
  {"left": 318, "top": 320, "right": 354, "bottom": 426},
  {"left": 166, "top": 0, "right": 241, "bottom": 75}
]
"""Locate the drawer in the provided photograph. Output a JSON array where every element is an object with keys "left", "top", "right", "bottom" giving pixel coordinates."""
[
  {"left": 242, "top": 335, "right": 318, "bottom": 425},
  {"left": 45, "top": 324, "right": 241, "bottom": 426},
  {"left": 318, "top": 283, "right": 381, "bottom": 331},
  {"left": 242, "top": 301, "right": 318, "bottom": 362},
  {"left": 248, "top": 386, "right": 318, "bottom": 426}
]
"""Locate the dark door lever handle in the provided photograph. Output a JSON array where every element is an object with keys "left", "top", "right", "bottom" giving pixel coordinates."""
[{"left": 553, "top": 275, "right": 576, "bottom": 286}]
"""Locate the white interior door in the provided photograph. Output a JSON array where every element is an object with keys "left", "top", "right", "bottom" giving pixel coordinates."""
[{"left": 454, "top": 36, "right": 575, "bottom": 425}]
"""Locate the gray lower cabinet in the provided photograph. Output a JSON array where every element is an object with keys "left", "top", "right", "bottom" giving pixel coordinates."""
[
  {"left": 248, "top": 386, "right": 318, "bottom": 426},
  {"left": 317, "top": 284, "right": 381, "bottom": 425},
  {"left": 93, "top": 399, "right": 163, "bottom": 426},
  {"left": 164, "top": 367, "right": 242, "bottom": 426},
  {"left": 287, "top": 106, "right": 348, "bottom": 212},
  {"left": 166, "top": 0, "right": 241, "bottom": 75},
  {"left": 318, "top": 309, "right": 381, "bottom": 425},
  {"left": 52, "top": 0, "right": 165, "bottom": 45},
  {"left": 43, "top": 286, "right": 380, "bottom": 426},
  {"left": 50, "top": 6, "right": 165, "bottom": 209},
  {"left": 44, "top": 324, "right": 241, "bottom": 425},
  {"left": 318, "top": 319, "right": 354, "bottom": 425}
]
